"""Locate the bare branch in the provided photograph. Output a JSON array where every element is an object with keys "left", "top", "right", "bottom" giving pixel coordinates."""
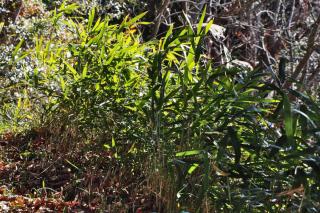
[
  {"left": 152, "top": 0, "right": 171, "bottom": 38},
  {"left": 285, "top": 15, "right": 320, "bottom": 88}
]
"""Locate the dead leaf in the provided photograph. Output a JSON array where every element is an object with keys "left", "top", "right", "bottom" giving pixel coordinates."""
[
  {"left": 0, "top": 186, "right": 6, "bottom": 194},
  {"left": 212, "top": 163, "right": 230, "bottom": 176},
  {"left": 9, "top": 196, "right": 26, "bottom": 208},
  {"left": 202, "top": 23, "right": 226, "bottom": 39},
  {"left": 0, "top": 162, "right": 6, "bottom": 171},
  {"left": 277, "top": 185, "right": 304, "bottom": 197}
]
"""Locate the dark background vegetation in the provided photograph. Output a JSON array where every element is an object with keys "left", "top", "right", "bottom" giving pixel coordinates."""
[{"left": 0, "top": 0, "right": 320, "bottom": 212}]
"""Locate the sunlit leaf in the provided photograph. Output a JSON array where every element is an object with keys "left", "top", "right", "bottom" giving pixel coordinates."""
[
  {"left": 188, "top": 163, "right": 199, "bottom": 174},
  {"left": 176, "top": 150, "right": 202, "bottom": 157}
]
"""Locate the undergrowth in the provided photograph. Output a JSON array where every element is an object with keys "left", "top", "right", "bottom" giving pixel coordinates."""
[{"left": 1, "top": 3, "right": 320, "bottom": 212}]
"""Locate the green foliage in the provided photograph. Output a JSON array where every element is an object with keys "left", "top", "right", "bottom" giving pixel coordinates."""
[
  {"left": 1, "top": 3, "right": 320, "bottom": 212},
  {"left": 27, "top": 7, "right": 152, "bottom": 130}
]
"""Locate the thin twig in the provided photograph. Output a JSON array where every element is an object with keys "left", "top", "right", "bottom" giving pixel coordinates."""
[
  {"left": 284, "top": 15, "right": 320, "bottom": 88},
  {"left": 152, "top": 0, "right": 171, "bottom": 38},
  {"left": 307, "top": 58, "right": 320, "bottom": 82}
]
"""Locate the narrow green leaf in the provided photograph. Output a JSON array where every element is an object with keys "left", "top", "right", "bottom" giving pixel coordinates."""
[
  {"left": 188, "top": 163, "right": 199, "bottom": 174},
  {"left": 197, "top": 5, "right": 207, "bottom": 35},
  {"left": 136, "top": 21, "right": 152, "bottom": 25},
  {"left": 12, "top": 39, "right": 24, "bottom": 60},
  {"left": 104, "top": 144, "right": 111, "bottom": 149},
  {"left": 183, "top": 11, "right": 194, "bottom": 34},
  {"left": 65, "top": 159, "right": 81, "bottom": 171},
  {"left": 112, "top": 136, "right": 116, "bottom": 147},
  {"left": 162, "top": 24, "right": 174, "bottom": 49},
  {"left": 63, "top": 60, "right": 79, "bottom": 80},
  {"left": 59, "top": 3, "right": 79, "bottom": 14},
  {"left": 283, "top": 94, "right": 294, "bottom": 144},
  {"left": 0, "top": 22, "right": 4, "bottom": 32},
  {"left": 204, "top": 20, "right": 213, "bottom": 34},
  {"left": 124, "top": 106, "right": 137, "bottom": 112},
  {"left": 127, "top": 11, "right": 148, "bottom": 26},
  {"left": 176, "top": 150, "right": 202, "bottom": 157},
  {"left": 59, "top": 76, "right": 66, "bottom": 92},
  {"left": 288, "top": 89, "right": 319, "bottom": 111},
  {"left": 92, "top": 17, "right": 102, "bottom": 32},
  {"left": 82, "top": 62, "right": 88, "bottom": 78},
  {"left": 293, "top": 108, "right": 316, "bottom": 128},
  {"left": 87, "top": 7, "right": 95, "bottom": 32}
]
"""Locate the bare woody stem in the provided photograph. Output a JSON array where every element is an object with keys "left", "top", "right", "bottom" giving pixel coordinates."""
[
  {"left": 284, "top": 15, "right": 320, "bottom": 88},
  {"left": 152, "top": 0, "right": 171, "bottom": 38}
]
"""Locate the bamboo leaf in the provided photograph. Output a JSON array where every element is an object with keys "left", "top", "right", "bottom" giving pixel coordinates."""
[
  {"left": 112, "top": 136, "right": 116, "bottom": 148},
  {"left": 176, "top": 150, "right": 202, "bottom": 157},
  {"left": 63, "top": 60, "right": 79, "bottom": 80},
  {"left": 293, "top": 108, "right": 316, "bottom": 128},
  {"left": 197, "top": 5, "right": 207, "bottom": 35},
  {"left": 188, "top": 163, "right": 199, "bottom": 174},
  {"left": 126, "top": 11, "right": 148, "bottom": 26},
  {"left": 162, "top": 24, "right": 174, "bottom": 49},
  {"left": 283, "top": 94, "right": 295, "bottom": 144},
  {"left": 87, "top": 7, "right": 95, "bottom": 32},
  {"left": 82, "top": 63, "right": 88, "bottom": 78},
  {"left": 12, "top": 39, "right": 24, "bottom": 61}
]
